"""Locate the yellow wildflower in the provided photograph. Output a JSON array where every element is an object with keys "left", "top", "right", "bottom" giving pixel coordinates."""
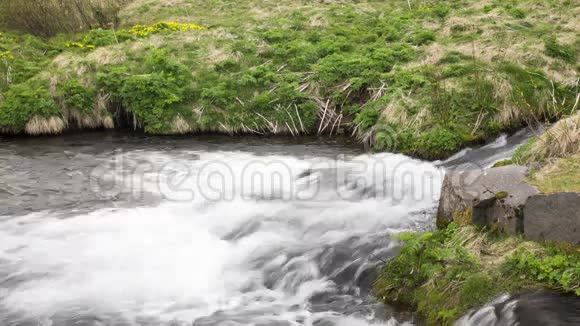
[
  {"left": 65, "top": 42, "right": 94, "bottom": 51},
  {"left": 0, "top": 50, "right": 14, "bottom": 60},
  {"left": 129, "top": 21, "right": 205, "bottom": 37}
]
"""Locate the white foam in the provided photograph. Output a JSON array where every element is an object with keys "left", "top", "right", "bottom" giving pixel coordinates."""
[{"left": 0, "top": 150, "right": 444, "bottom": 325}]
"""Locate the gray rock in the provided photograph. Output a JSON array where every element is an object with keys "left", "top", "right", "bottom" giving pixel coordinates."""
[
  {"left": 437, "top": 165, "right": 539, "bottom": 233},
  {"left": 524, "top": 192, "right": 580, "bottom": 244}
]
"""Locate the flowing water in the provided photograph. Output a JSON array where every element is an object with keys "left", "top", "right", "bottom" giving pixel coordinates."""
[{"left": 0, "top": 130, "right": 535, "bottom": 326}]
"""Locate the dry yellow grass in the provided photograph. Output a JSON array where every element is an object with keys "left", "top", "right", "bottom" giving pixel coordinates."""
[
  {"left": 448, "top": 225, "right": 543, "bottom": 268},
  {"left": 170, "top": 115, "right": 193, "bottom": 134},
  {"left": 88, "top": 46, "right": 127, "bottom": 66},
  {"left": 526, "top": 112, "right": 580, "bottom": 162},
  {"left": 25, "top": 116, "right": 66, "bottom": 135},
  {"left": 528, "top": 153, "right": 580, "bottom": 194}
]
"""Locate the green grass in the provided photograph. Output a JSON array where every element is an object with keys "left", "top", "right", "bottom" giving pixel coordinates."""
[
  {"left": 0, "top": 0, "right": 578, "bottom": 159},
  {"left": 527, "top": 154, "right": 580, "bottom": 193},
  {"left": 375, "top": 223, "right": 580, "bottom": 325}
]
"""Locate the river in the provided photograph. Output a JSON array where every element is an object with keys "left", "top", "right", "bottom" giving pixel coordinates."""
[{"left": 0, "top": 130, "right": 534, "bottom": 326}]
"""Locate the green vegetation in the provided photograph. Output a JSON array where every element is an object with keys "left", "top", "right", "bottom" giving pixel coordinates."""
[
  {"left": 375, "top": 223, "right": 580, "bottom": 325},
  {"left": 508, "top": 111, "right": 580, "bottom": 193},
  {"left": 527, "top": 154, "right": 580, "bottom": 193},
  {"left": 0, "top": 0, "right": 578, "bottom": 159},
  {"left": 514, "top": 112, "right": 580, "bottom": 166},
  {"left": 544, "top": 36, "right": 577, "bottom": 63},
  {"left": 0, "top": 80, "right": 61, "bottom": 132}
]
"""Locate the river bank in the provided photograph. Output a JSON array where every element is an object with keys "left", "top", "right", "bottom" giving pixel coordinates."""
[
  {"left": 1, "top": 0, "right": 578, "bottom": 160},
  {"left": 375, "top": 114, "right": 580, "bottom": 325},
  {"left": 1, "top": 1, "right": 579, "bottom": 325}
]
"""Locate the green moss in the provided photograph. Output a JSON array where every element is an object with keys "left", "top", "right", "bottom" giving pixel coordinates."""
[
  {"left": 495, "top": 191, "right": 509, "bottom": 200},
  {"left": 375, "top": 224, "right": 580, "bottom": 325},
  {"left": 492, "top": 159, "right": 513, "bottom": 167}
]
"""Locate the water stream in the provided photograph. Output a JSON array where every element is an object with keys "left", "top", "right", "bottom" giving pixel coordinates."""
[{"left": 0, "top": 130, "right": 535, "bottom": 326}]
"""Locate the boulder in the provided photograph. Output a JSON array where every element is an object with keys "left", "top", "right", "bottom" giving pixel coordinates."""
[
  {"left": 524, "top": 192, "right": 580, "bottom": 245},
  {"left": 437, "top": 165, "right": 540, "bottom": 233}
]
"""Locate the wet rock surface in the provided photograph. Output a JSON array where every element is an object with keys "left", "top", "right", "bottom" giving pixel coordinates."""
[{"left": 457, "top": 289, "right": 580, "bottom": 326}]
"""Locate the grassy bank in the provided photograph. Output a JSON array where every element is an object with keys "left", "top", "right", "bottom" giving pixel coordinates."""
[
  {"left": 0, "top": 0, "right": 578, "bottom": 158},
  {"left": 375, "top": 110, "right": 580, "bottom": 325},
  {"left": 374, "top": 223, "right": 580, "bottom": 325},
  {"left": 527, "top": 153, "right": 580, "bottom": 193},
  {"left": 497, "top": 111, "right": 580, "bottom": 192}
]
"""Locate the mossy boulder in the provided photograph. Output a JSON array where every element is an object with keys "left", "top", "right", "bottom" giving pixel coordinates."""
[{"left": 437, "top": 165, "right": 539, "bottom": 234}]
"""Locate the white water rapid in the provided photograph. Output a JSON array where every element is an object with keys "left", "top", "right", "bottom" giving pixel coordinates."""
[{"left": 0, "top": 134, "right": 444, "bottom": 326}]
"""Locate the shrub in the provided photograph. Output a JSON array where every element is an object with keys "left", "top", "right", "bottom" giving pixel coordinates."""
[
  {"left": 83, "top": 28, "right": 118, "bottom": 47},
  {"left": 0, "top": 81, "right": 61, "bottom": 131},
  {"left": 315, "top": 43, "right": 414, "bottom": 85},
  {"left": 374, "top": 224, "right": 484, "bottom": 325},
  {"left": 411, "top": 30, "right": 436, "bottom": 45},
  {"left": 498, "top": 62, "right": 573, "bottom": 122},
  {"left": 416, "top": 127, "right": 464, "bottom": 159},
  {"left": 354, "top": 108, "right": 380, "bottom": 131},
  {"left": 441, "top": 63, "right": 475, "bottom": 78},
  {"left": 316, "top": 53, "right": 377, "bottom": 85},
  {"left": 379, "top": 129, "right": 417, "bottom": 153},
  {"left": 432, "top": 5, "right": 451, "bottom": 19},
  {"left": 58, "top": 80, "right": 95, "bottom": 114},
  {"left": 97, "top": 49, "right": 193, "bottom": 133},
  {"left": 120, "top": 73, "right": 188, "bottom": 132}
]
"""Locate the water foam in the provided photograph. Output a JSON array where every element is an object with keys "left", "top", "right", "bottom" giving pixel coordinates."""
[{"left": 0, "top": 150, "right": 443, "bottom": 325}]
